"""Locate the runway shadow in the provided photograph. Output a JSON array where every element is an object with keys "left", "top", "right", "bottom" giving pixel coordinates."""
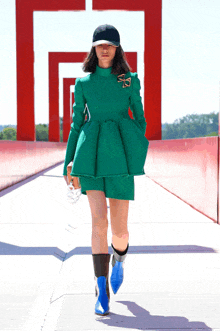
[
  {"left": 96, "top": 300, "right": 212, "bottom": 330},
  {"left": 65, "top": 244, "right": 216, "bottom": 260},
  {"left": 0, "top": 243, "right": 217, "bottom": 262},
  {"left": 0, "top": 241, "right": 65, "bottom": 261}
]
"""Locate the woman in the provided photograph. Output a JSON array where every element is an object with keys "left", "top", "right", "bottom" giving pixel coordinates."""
[{"left": 63, "top": 24, "right": 149, "bottom": 315}]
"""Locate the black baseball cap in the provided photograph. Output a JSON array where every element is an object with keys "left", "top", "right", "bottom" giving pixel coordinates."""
[{"left": 92, "top": 24, "right": 120, "bottom": 47}]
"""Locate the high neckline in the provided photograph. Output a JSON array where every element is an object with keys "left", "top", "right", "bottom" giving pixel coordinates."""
[{"left": 95, "top": 64, "right": 112, "bottom": 77}]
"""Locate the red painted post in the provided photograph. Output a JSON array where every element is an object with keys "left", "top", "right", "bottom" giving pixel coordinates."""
[
  {"left": 63, "top": 78, "right": 76, "bottom": 142},
  {"left": 16, "top": 1, "right": 35, "bottom": 141},
  {"left": 16, "top": 0, "right": 85, "bottom": 141},
  {"left": 123, "top": 52, "right": 137, "bottom": 119}
]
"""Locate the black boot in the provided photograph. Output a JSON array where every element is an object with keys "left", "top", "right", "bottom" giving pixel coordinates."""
[{"left": 92, "top": 253, "right": 111, "bottom": 315}]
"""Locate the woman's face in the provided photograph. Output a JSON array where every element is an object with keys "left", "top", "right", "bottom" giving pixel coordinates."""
[{"left": 95, "top": 44, "right": 117, "bottom": 67}]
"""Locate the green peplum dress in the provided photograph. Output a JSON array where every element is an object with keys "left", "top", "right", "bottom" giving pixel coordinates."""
[{"left": 63, "top": 64, "right": 149, "bottom": 200}]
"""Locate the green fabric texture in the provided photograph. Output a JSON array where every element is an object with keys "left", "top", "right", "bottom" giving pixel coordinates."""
[{"left": 63, "top": 64, "right": 149, "bottom": 177}]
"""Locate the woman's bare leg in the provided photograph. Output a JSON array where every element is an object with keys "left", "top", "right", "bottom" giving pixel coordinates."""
[
  {"left": 86, "top": 190, "right": 109, "bottom": 254},
  {"left": 109, "top": 198, "right": 129, "bottom": 251}
]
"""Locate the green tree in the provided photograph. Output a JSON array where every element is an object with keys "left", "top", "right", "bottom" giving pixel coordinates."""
[
  {"left": 162, "top": 112, "right": 219, "bottom": 140},
  {"left": 60, "top": 117, "right": 63, "bottom": 131},
  {"left": 35, "top": 120, "right": 63, "bottom": 141},
  {"left": 36, "top": 124, "right": 48, "bottom": 141},
  {"left": 0, "top": 127, "right": 17, "bottom": 140},
  {"left": 206, "top": 131, "right": 218, "bottom": 137}
]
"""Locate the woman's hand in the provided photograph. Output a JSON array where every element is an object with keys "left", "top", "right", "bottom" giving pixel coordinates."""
[
  {"left": 64, "top": 175, "right": 81, "bottom": 189},
  {"left": 73, "top": 177, "right": 81, "bottom": 189}
]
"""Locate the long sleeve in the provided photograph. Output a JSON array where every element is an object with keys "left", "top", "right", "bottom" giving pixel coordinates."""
[
  {"left": 129, "top": 72, "right": 147, "bottom": 135},
  {"left": 63, "top": 78, "right": 86, "bottom": 176}
]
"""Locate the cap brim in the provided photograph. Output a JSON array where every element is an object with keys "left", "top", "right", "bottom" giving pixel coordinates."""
[{"left": 92, "top": 40, "right": 119, "bottom": 47}]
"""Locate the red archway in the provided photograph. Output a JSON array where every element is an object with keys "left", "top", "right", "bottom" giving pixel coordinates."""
[{"left": 16, "top": 0, "right": 162, "bottom": 141}]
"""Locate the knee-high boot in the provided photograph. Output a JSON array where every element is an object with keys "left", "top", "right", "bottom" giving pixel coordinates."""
[
  {"left": 92, "top": 253, "right": 111, "bottom": 315},
  {"left": 110, "top": 243, "right": 129, "bottom": 294}
]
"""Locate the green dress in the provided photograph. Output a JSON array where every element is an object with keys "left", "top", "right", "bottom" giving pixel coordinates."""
[{"left": 63, "top": 64, "right": 149, "bottom": 178}]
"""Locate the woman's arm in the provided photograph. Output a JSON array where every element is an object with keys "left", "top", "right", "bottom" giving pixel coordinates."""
[
  {"left": 63, "top": 78, "right": 86, "bottom": 176},
  {"left": 129, "top": 72, "right": 147, "bottom": 135}
]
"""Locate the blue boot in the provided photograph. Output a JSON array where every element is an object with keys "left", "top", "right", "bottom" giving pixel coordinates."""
[
  {"left": 110, "top": 243, "right": 129, "bottom": 294},
  {"left": 92, "top": 254, "right": 110, "bottom": 316}
]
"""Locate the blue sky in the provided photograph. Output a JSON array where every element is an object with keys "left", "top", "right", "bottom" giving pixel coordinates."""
[{"left": 0, "top": 0, "right": 220, "bottom": 125}]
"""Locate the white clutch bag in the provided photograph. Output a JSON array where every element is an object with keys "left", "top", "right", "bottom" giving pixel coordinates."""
[{"left": 66, "top": 161, "right": 81, "bottom": 204}]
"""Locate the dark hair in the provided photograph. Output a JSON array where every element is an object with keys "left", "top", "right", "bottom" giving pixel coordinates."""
[{"left": 82, "top": 45, "right": 132, "bottom": 75}]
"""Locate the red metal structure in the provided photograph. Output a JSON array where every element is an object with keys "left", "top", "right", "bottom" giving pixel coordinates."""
[
  {"left": 63, "top": 78, "right": 76, "bottom": 142},
  {"left": 48, "top": 52, "right": 86, "bottom": 142},
  {"left": 16, "top": 0, "right": 162, "bottom": 141}
]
